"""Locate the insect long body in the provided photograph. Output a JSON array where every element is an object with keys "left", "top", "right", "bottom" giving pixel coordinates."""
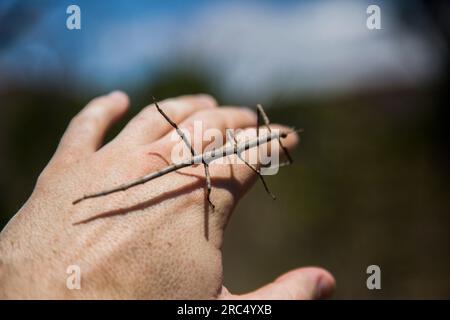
[{"left": 72, "top": 130, "right": 290, "bottom": 205}]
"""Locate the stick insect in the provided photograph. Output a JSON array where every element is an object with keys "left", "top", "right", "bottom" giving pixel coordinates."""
[{"left": 73, "top": 98, "right": 301, "bottom": 210}]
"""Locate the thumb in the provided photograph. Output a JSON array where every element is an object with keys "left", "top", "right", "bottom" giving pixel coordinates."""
[{"left": 221, "top": 267, "right": 335, "bottom": 300}]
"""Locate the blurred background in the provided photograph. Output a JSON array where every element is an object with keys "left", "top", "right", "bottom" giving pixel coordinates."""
[{"left": 0, "top": 0, "right": 449, "bottom": 298}]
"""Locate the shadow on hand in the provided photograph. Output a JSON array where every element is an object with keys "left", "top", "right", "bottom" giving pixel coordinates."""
[{"left": 73, "top": 153, "right": 244, "bottom": 240}]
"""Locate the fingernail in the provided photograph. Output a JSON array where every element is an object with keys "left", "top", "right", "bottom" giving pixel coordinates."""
[{"left": 315, "top": 277, "right": 334, "bottom": 300}]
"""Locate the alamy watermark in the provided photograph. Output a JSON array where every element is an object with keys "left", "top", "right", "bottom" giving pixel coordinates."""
[
  {"left": 366, "top": 264, "right": 381, "bottom": 290},
  {"left": 169, "top": 121, "right": 282, "bottom": 176},
  {"left": 66, "top": 264, "right": 81, "bottom": 290},
  {"left": 66, "top": 5, "right": 81, "bottom": 30},
  {"left": 366, "top": 5, "right": 381, "bottom": 30}
]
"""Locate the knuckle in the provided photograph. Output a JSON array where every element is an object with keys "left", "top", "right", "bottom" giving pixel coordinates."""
[
  {"left": 158, "top": 98, "right": 183, "bottom": 111},
  {"left": 223, "top": 107, "right": 256, "bottom": 125},
  {"left": 133, "top": 106, "right": 157, "bottom": 123},
  {"left": 35, "top": 165, "right": 59, "bottom": 190},
  {"left": 71, "top": 110, "right": 102, "bottom": 130},
  {"left": 87, "top": 96, "right": 109, "bottom": 107},
  {"left": 35, "top": 170, "right": 50, "bottom": 187},
  {"left": 190, "top": 109, "right": 220, "bottom": 123},
  {"left": 87, "top": 97, "right": 102, "bottom": 106},
  {"left": 192, "top": 94, "right": 218, "bottom": 108},
  {"left": 176, "top": 94, "right": 217, "bottom": 108}
]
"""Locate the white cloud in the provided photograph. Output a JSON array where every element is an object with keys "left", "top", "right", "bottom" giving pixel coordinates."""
[{"left": 175, "top": 0, "right": 442, "bottom": 100}]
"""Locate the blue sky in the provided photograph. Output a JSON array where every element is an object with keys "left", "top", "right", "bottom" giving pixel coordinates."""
[{"left": 0, "top": 0, "right": 443, "bottom": 101}]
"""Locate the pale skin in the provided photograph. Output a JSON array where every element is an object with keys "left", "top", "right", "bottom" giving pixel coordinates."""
[{"left": 0, "top": 92, "right": 335, "bottom": 299}]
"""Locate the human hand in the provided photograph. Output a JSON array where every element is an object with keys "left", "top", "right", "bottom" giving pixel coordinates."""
[{"left": 0, "top": 92, "right": 334, "bottom": 299}]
